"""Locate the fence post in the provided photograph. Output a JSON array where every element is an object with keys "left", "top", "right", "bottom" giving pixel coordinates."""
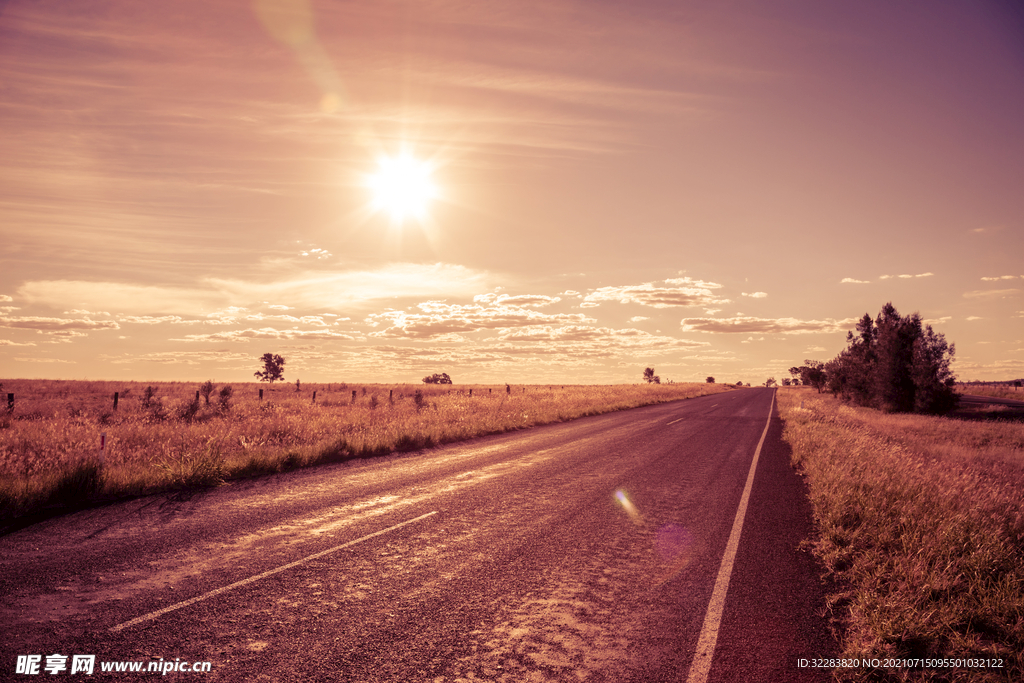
[
  {"left": 99, "top": 432, "right": 106, "bottom": 464},
  {"left": 352, "top": 390, "right": 357, "bottom": 403},
  {"left": 312, "top": 391, "right": 317, "bottom": 403},
  {"left": 195, "top": 390, "right": 200, "bottom": 402},
  {"left": 259, "top": 389, "right": 263, "bottom": 401},
  {"left": 7, "top": 393, "right": 13, "bottom": 411},
  {"left": 469, "top": 388, "right": 472, "bottom": 397},
  {"left": 113, "top": 392, "right": 119, "bottom": 410}
]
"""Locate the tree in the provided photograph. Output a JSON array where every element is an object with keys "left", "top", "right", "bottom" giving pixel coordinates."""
[
  {"left": 781, "top": 378, "right": 791, "bottom": 386},
  {"left": 422, "top": 373, "right": 453, "bottom": 384},
  {"left": 643, "top": 367, "right": 661, "bottom": 384},
  {"left": 790, "top": 361, "right": 826, "bottom": 393},
  {"left": 826, "top": 303, "right": 957, "bottom": 414},
  {"left": 765, "top": 377, "right": 777, "bottom": 387},
  {"left": 706, "top": 376, "right": 715, "bottom": 383},
  {"left": 254, "top": 353, "right": 286, "bottom": 386}
]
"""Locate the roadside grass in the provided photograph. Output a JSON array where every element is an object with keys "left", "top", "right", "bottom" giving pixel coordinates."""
[
  {"left": 0, "top": 380, "right": 734, "bottom": 523},
  {"left": 777, "top": 388, "right": 1023, "bottom": 682}
]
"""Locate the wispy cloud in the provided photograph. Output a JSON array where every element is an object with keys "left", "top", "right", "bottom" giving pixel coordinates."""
[
  {"left": 841, "top": 278, "right": 870, "bottom": 284},
  {"left": 963, "top": 289, "right": 1020, "bottom": 299},
  {"left": 17, "top": 263, "right": 491, "bottom": 315},
  {"left": 583, "top": 278, "right": 728, "bottom": 309},
  {"left": 680, "top": 316, "right": 855, "bottom": 334},
  {"left": 879, "top": 273, "right": 933, "bottom": 280},
  {"left": 367, "top": 301, "right": 594, "bottom": 339},
  {"left": 173, "top": 328, "right": 360, "bottom": 343},
  {"left": 980, "top": 275, "right": 1021, "bottom": 281},
  {"left": 0, "top": 316, "right": 120, "bottom": 332},
  {"left": 741, "top": 292, "right": 767, "bottom": 298}
]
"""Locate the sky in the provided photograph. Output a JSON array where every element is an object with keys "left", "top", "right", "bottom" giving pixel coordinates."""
[{"left": 1, "top": 0, "right": 1023, "bottom": 385}]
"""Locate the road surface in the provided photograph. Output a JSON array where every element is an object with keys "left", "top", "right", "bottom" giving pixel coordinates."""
[{"left": 0, "top": 388, "right": 835, "bottom": 681}]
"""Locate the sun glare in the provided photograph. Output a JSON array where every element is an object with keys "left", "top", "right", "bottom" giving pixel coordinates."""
[{"left": 368, "top": 153, "right": 436, "bottom": 222}]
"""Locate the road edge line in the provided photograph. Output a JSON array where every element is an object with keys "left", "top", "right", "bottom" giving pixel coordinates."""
[
  {"left": 685, "top": 389, "right": 776, "bottom": 683},
  {"left": 109, "top": 510, "right": 438, "bottom": 633}
]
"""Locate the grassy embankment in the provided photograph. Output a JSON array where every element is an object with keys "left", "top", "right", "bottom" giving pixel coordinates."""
[
  {"left": 0, "top": 379, "right": 734, "bottom": 522},
  {"left": 777, "top": 388, "right": 1023, "bottom": 682}
]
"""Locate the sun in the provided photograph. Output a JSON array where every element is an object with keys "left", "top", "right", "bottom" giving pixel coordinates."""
[{"left": 367, "top": 152, "right": 436, "bottom": 223}]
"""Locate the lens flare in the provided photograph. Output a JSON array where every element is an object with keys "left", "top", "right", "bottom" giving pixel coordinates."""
[{"left": 614, "top": 489, "right": 644, "bottom": 525}]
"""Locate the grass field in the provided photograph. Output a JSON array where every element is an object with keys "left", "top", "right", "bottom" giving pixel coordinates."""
[
  {"left": 0, "top": 378, "right": 734, "bottom": 523},
  {"left": 777, "top": 388, "right": 1023, "bottom": 682}
]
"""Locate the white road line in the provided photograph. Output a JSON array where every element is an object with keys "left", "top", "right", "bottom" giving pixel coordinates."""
[
  {"left": 667, "top": 417, "right": 684, "bottom": 425},
  {"left": 685, "top": 390, "right": 776, "bottom": 683},
  {"left": 109, "top": 511, "right": 438, "bottom": 633}
]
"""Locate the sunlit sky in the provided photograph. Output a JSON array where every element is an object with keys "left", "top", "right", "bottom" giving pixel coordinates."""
[{"left": 2, "top": 0, "right": 1022, "bottom": 384}]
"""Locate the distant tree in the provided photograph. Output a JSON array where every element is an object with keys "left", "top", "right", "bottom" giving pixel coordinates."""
[
  {"left": 643, "top": 367, "right": 661, "bottom": 384},
  {"left": 295, "top": 378, "right": 301, "bottom": 392},
  {"left": 254, "top": 353, "right": 286, "bottom": 387},
  {"left": 422, "top": 373, "right": 453, "bottom": 384},
  {"left": 706, "top": 376, "right": 715, "bottom": 384},
  {"left": 790, "top": 361, "right": 827, "bottom": 393},
  {"left": 199, "top": 380, "right": 215, "bottom": 406},
  {"left": 781, "top": 378, "right": 791, "bottom": 386},
  {"left": 765, "top": 377, "right": 777, "bottom": 387}
]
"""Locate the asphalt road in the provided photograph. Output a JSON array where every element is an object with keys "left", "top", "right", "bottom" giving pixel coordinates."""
[
  {"left": 1, "top": 388, "right": 835, "bottom": 681},
  {"left": 958, "top": 393, "right": 1024, "bottom": 408}
]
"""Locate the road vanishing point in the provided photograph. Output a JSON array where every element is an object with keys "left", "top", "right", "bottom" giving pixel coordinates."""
[{"left": 1, "top": 388, "right": 836, "bottom": 681}]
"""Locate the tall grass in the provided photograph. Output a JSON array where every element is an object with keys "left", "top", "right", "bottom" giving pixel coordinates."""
[
  {"left": 777, "top": 388, "right": 1023, "bottom": 682},
  {"left": 0, "top": 380, "right": 734, "bottom": 522}
]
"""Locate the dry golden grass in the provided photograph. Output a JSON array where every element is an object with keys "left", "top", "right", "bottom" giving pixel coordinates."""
[
  {"left": 0, "top": 379, "right": 734, "bottom": 522},
  {"left": 777, "top": 388, "right": 1023, "bottom": 682}
]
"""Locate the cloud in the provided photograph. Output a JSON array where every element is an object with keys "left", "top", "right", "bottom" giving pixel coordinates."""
[
  {"left": 0, "top": 295, "right": 12, "bottom": 302},
  {"left": 963, "top": 289, "right": 1020, "bottom": 299},
  {"left": 841, "top": 278, "right": 870, "bottom": 284},
  {"left": 880, "top": 273, "right": 933, "bottom": 280},
  {"left": 13, "top": 357, "right": 75, "bottom": 363},
  {"left": 367, "top": 301, "right": 595, "bottom": 339},
  {"left": 173, "top": 328, "right": 360, "bottom": 343},
  {"left": 923, "top": 316, "right": 952, "bottom": 325},
  {"left": 966, "top": 316, "right": 983, "bottom": 321},
  {"left": 680, "top": 316, "right": 855, "bottom": 334},
  {"left": 980, "top": 275, "right": 1020, "bottom": 281},
  {"left": 741, "top": 292, "right": 767, "bottom": 298},
  {"left": 17, "top": 263, "right": 491, "bottom": 315},
  {"left": 473, "top": 293, "right": 561, "bottom": 307},
  {"left": 119, "top": 315, "right": 198, "bottom": 325},
  {"left": 105, "top": 349, "right": 254, "bottom": 365},
  {"left": 0, "top": 316, "right": 120, "bottom": 332},
  {"left": 628, "top": 316, "right": 649, "bottom": 322},
  {"left": 583, "top": 277, "right": 728, "bottom": 309},
  {"left": 0, "top": 339, "right": 37, "bottom": 346}
]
